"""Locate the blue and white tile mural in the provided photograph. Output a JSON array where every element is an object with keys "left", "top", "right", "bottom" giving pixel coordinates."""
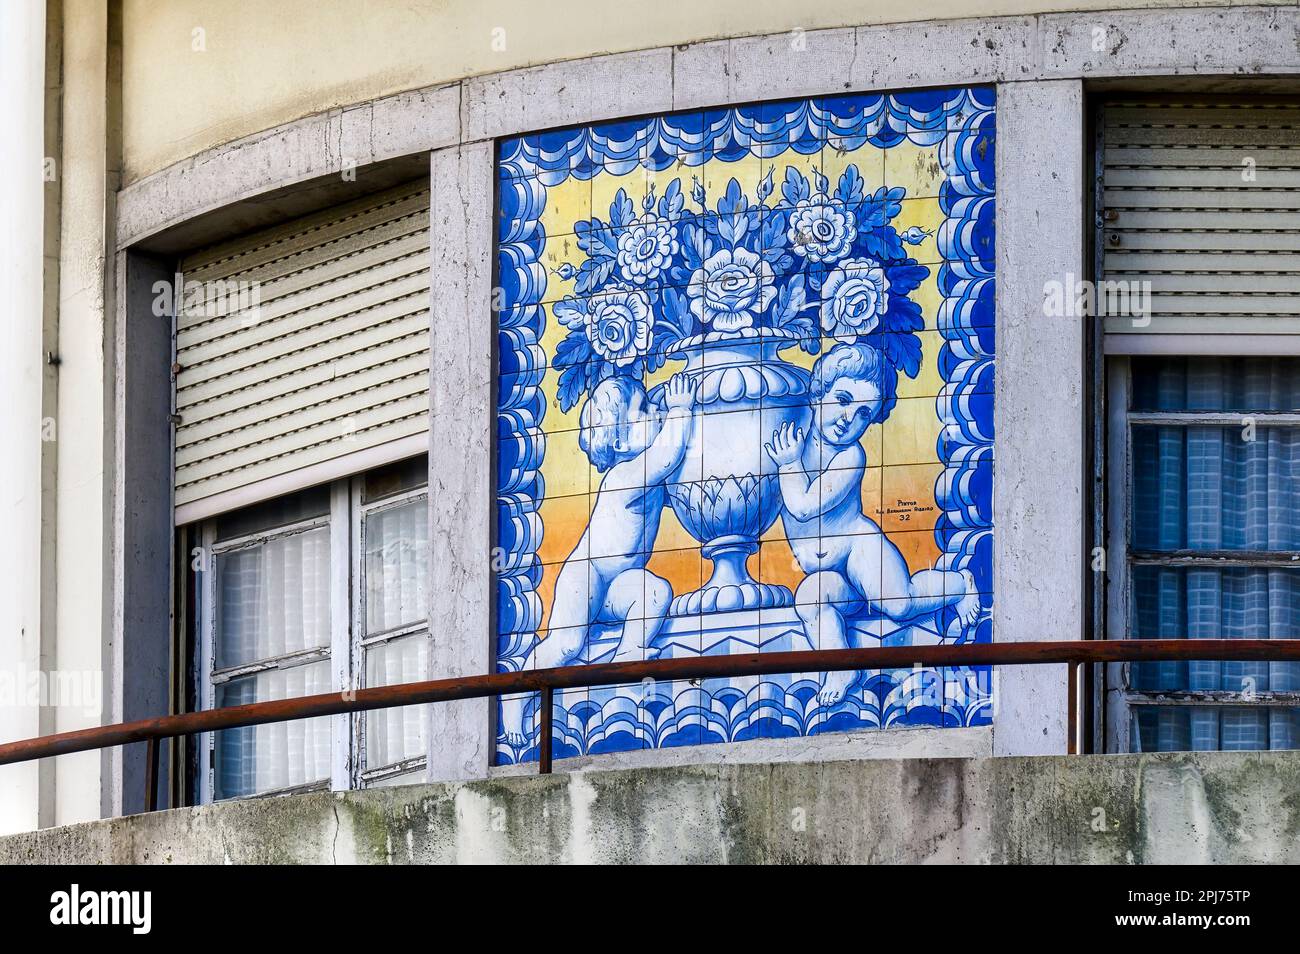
[{"left": 494, "top": 87, "right": 995, "bottom": 764}]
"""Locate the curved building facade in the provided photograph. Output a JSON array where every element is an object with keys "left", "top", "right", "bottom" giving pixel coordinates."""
[{"left": 2, "top": 0, "right": 1298, "bottom": 833}]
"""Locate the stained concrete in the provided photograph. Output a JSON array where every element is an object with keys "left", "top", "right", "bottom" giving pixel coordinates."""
[{"left": 3, "top": 751, "right": 1297, "bottom": 864}]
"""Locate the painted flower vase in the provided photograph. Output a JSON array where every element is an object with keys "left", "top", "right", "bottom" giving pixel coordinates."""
[{"left": 657, "top": 327, "right": 811, "bottom": 616}]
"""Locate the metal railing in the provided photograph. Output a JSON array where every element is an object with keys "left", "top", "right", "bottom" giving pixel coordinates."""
[{"left": 2, "top": 639, "right": 1299, "bottom": 812}]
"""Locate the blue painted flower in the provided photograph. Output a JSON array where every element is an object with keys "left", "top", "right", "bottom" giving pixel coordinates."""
[
  {"left": 616, "top": 214, "right": 679, "bottom": 284},
  {"left": 820, "top": 258, "right": 890, "bottom": 340},
  {"left": 585, "top": 285, "right": 653, "bottom": 365},
  {"left": 688, "top": 247, "right": 776, "bottom": 332},
  {"left": 787, "top": 198, "right": 856, "bottom": 263}
]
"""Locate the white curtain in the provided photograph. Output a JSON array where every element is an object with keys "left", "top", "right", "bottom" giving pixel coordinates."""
[
  {"left": 1130, "top": 358, "right": 1300, "bottom": 752},
  {"left": 364, "top": 500, "right": 428, "bottom": 633},
  {"left": 364, "top": 635, "right": 429, "bottom": 768},
  {"left": 362, "top": 500, "right": 429, "bottom": 770},
  {"left": 213, "top": 526, "right": 332, "bottom": 798}
]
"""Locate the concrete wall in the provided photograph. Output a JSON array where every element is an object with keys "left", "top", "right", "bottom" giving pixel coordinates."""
[
  {"left": 3, "top": 751, "right": 1298, "bottom": 863},
  {"left": 0, "top": 0, "right": 51, "bottom": 835}
]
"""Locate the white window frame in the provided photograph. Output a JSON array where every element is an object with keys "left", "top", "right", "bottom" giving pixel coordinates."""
[{"left": 196, "top": 469, "right": 428, "bottom": 803}]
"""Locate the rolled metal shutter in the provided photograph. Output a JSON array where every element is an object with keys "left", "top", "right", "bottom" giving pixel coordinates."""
[
  {"left": 1101, "top": 99, "right": 1300, "bottom": 350},
  {"left": 174, "top": 180, "right": 430, "bottom": 523}
]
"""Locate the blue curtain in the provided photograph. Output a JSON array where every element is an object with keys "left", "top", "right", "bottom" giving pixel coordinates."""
[{"left": 1128, "top": 357, "right": 1300, "bottom": 752}]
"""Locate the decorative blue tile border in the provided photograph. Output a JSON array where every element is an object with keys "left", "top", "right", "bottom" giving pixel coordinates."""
[{"left": 494, "top": 87, "right": 995, "bottom": 764}]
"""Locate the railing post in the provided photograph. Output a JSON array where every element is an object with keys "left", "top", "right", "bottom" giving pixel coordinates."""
[
  {"left": 539, "top": 686, "right": 553, "bottom": 775},
  {"left": 144, "top": 737, "right": 160, "bottom": 812},
  {"left": 1066, "top": 661, "right": 1079, "bottom": 756}
]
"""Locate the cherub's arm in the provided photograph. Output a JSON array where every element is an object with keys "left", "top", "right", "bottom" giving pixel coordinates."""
[
  {"left": 643, "top": 373, "right": 698, "bottom": 485},
  {"left": 765, "top": 424, "right": 862, "bottom": 522}
]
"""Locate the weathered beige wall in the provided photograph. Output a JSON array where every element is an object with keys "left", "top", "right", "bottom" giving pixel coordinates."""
[{"left": 121, "top": 0, "right": 1283, "bottom": 184}]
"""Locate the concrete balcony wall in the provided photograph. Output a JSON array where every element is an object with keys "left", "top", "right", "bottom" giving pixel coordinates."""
[{"left": 3, "top": 751, "right": 1297, "bottom": 864}]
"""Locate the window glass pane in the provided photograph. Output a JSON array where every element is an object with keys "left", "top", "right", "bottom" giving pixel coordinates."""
[
  {"left": 1131, "top": 356, "right": 1300, "bottom": 413},
  {"left": 215, "top": 526, "right": 331, "bottom": 669},
  {"left": 214, "top": 485, "right": 330, "bottom": 541},
  {"left": 1131, "top": 425, "right": 1300, "bottom": 551},
  {"left": 1131, "top": 566, "right": 1300, "bottom": 693},
  {"left": 214, "top": 659, "right": 332, "bottom": 799},
  {"left": 1131, "top": 707, "right": 1300, "bottom": 753},
  {"left": 362, "top": 455, "right": 427, "bottom": 503},
  {"left": 364, "top": 634, "right": 428, "bottom": 771},
  {"left": 364, "top": 499, "right": 428, "bottom": 634}
]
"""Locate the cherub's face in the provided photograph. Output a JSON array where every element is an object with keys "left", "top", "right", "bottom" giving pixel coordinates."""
[{"left": 816, "top": 376, "right": 882, "bottom": 447}]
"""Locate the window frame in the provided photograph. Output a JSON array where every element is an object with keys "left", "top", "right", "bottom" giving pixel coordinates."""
[
  {"left": 348, "top": 477, "right": 430, "bottom": 788},
  {"left": 195, "top": 467, "right": 428, "bottom": 803}
]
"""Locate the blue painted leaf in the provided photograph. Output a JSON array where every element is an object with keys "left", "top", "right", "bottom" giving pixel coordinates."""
[
  {"left": 859, "top": 230, "right": 886, "bottom": 259},
  {"left": 681, "top": 222, "right": 703, "bottom": 269},
  {"left": 659, "top": 178, "right": 684, "bottom": 219},
  {"left": 610, "top": 189, "right": 635, "bottom": 228},
  {"left": 760, "top": 209, "right": 787, "bottom": 257},
  {"left": 836, "top": 164, "right": 864, "bottom": 205},
  {"left": 552, "top": 329, "right": 592, "bottom": 369},
  {"left": 576, "top": 218, "right": 617, "bottom": 258},
  {"left": 773, "top": 273, "right": 807, "bottom": 326},
  {"left": 887, "top": 262, "right": 930, "bottom": 296},
  {"left": 552, "top": 297, "right": 585, "bottom": 331},
  {"left": 556, "top": 363, "right": 585, "bottom": 412},
  {"left": 781, "top": 166, "right": 810, "bottom": 205},
  {"left": 661, "top": 287, "right": 695, "bottom": 337},
  {"left": 870, "top": 329, "right": 923, "bottom": 379},
  {"left": 884, "top": 295, "right": 925, "bottom": 334},
  {"left": 717, "top": 177, "right": 747, "bottom": 217}
]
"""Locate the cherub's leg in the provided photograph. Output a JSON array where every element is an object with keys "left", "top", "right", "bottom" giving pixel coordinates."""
[
  {"left": 867, "top": 537, "right": 980, "bottom": 626},
  {"left": 794, "top": 571, "right": 862, "bottom": 706},
  {"left": 603, "top": 569, "right": 673, "bottom": 662},
  {"left": 501, "top": 562, "right": 597, "bottom": 748}
]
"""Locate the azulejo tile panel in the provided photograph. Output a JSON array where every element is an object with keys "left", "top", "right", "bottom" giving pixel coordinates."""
[{"left": 494, "top": 88, "right": 995, "bottom": 764}]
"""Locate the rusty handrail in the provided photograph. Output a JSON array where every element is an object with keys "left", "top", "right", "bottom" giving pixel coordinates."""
[{"left": 3, "top": 639, "right": 1299, "bottom": 811}]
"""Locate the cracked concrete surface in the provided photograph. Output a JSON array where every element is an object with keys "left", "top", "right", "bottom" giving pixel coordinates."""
[{"left": 3, "top": 751, "right": 1298, "bottom": 864}]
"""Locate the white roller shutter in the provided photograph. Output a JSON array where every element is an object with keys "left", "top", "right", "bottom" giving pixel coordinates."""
[
  {"left": 1101, "top": 99, "right": 1300, "bottom": 350},
  {"left": 174, "top": 180, "right": 430, "bottom": 523}
]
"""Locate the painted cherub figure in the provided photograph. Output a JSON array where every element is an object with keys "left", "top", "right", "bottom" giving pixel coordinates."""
[
  {"left": 765, "top": 343, "right": 981, "bottom": 706},
  {"left": 503, "top": 372, "right": 699, "bottom": 747}
]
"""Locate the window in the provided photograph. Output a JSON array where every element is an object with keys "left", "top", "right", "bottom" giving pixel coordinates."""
[
  {"left": 1107, "top": 358, "right": 1300, "bottom": 751},
  {"left": 195, "top": 457, "right": 429, "bottom": 801},
  {"left": 1096, "top": 96, "right": 1300, "bottom": 751}
]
